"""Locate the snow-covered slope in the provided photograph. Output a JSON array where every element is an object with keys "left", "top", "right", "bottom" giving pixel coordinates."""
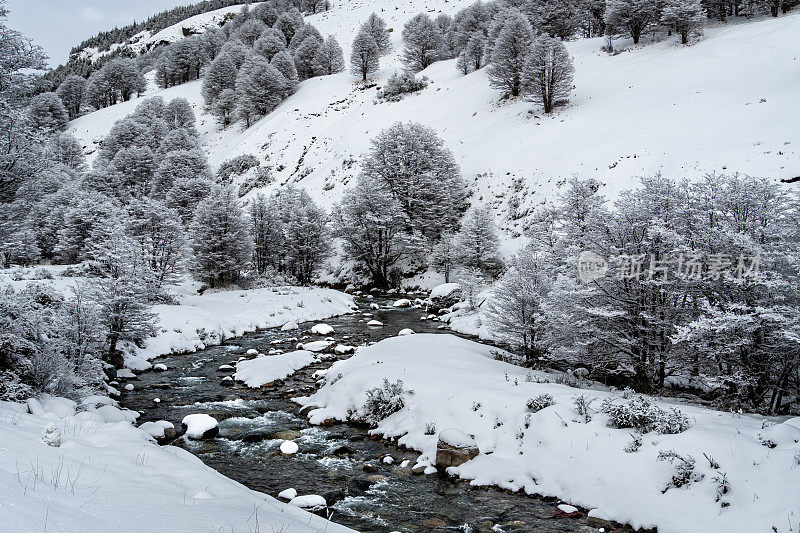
[{"left": 69, "top": 6, "right": 800, "bottom": 241}]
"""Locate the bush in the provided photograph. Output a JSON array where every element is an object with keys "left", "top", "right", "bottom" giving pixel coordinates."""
[
  {"left": 360, "top": 378, "right": 407, "bottom": 425},
  {"left": 217, "top": 154, "right": 261, "bottom": 183},
  {"left": 378, "top": 71, "right": 428, "bottom": 101},
  {"left": 237, "top": 167, "right": 273, "bottom": 197},
  {"left": 601, "top": 396, "right": 691, "bottom": 434},
  {"left": 657, "top": 450, "right": 704, "bottom": 492},
  {"left": 526, "top": 393, "right": 555, "bottom": 412}
]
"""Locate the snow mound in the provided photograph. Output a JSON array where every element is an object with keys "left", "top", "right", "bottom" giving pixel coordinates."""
[
  {"left": 439, "top": 428, "right": 476, "bottom": 448},
  {"left": 234, "top": 350, "right": 316, "bottom": 387},
  {"left": 278, "top": 488, "right": 298, "bottom": 500},
  {"left": 430, "top": 283, "right": 461, "bottom": 300},
  {"left": 392, "top": 299, "right": 412, "bottom": 308},
  {"left": 139, "top": 420, "right": 175, "bottom": 439},
  {"left": 288, "top": 495, "right": 326, "bottom": 509},
  {"left": 280, "top": 440, "right": 299, "bottom": 455},
  {"left": 398, "top": 328, "right": 415, "bottom": 336},
  {"left": 300, "top": 340, "right": 333, "bottom": 353},
  {"left": 367, "top": 320, "right": 384, "bottom": 327},
  {"left": 281, "top": 321, "right": 299, "bottom": 331}
]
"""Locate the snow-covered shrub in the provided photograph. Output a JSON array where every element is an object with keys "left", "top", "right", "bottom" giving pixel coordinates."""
[
  {"left": 573, "top": 394, "right": 595, "bottom": 422},
  {"left": 601, "top": 396, "right": 691, "bottom": 434},
  {"left": 359, "top": 378, "right": 407, "bottom": 425},
  {"left": 624, "top": 433, "right": 642, "bottom": 453},
  {"left": 526, "top": 393, "right": 555, "bottom": 412},
  {"left": 712, "top": 471, "right": 731, "bottom": 505},
  {"left": 217, "top": 154, "right": 260, "bottom": 184},
  {"left": 378, "top": 71, "right": 428, "bottom": 101},
  {"left": 42, "top": 423, "right": 61, "bottom": 447},
  {"left": 425, "top": 422, "right": 436, "bottom": 435},
  {"left": 657, "top": 450, "right": 704, "bottom": 492}
]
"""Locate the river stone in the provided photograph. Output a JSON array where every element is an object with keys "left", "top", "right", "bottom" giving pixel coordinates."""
[
  {"left": 420, "top": 518, "right": 448, "bottom": 528},
  {"left": 365, "top": 474, "right": 386, "bottom": 483},
  {"left": 348, "top": 478, "right": 373, "bottom": 494},
  {"left": 150, "top": 383, "right": 171, "bottom": 390},
  {"left": 241, "top": 431, "right": 272, "bottom": 443},
  {"left": 331, "top": 445, "right": 355, "bottom": 457},
  {"left": 272, "top": 430, "right": 302, "bottom": 440},
  {"left": 411, "top": 464, "right": 427, "bottom": 475},
  {"left": 435, "top": 429, "right": 479, "bottom": 469}
]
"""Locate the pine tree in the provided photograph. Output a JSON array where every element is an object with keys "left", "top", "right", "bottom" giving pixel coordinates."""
[
  {"left": 401, "top": 13, "right": 447, "bottom": 72},
  {"left": 604, "top": 0, "right": 659, "bottom": 44},
  {"left": 311, "top": 35, "right": 345, "bottom": 76},
  {"left": 487, "top": 10, "right": 534, "bottom": 97},
  {"left": 661, "top": 0, "right": 706, "bottom": 44},
  {"left": 26, "top": 92, "right": 68, "bottom": 132},
  {"left": 454, "top": 205, "right": 504, "bottom": 277},
  {"left": 56, "top": 75, "right": 86, "bottom": 120},
  {"left": 282, "top": 192, "right": 331, "bottom": 283},
  {"left": 211, "top": 88, "right": 237, "bottom": 127},
  {"left": 189, "top": 185, "right": 254, "bottom": 288},
  {"left": 350, "top": 29, "right": 379, "bottom": 81},
  {"left": 522, "top": 35, "right": 575, "bottom": 113},
  {"left": 362, "top": 13, "right": 392, "bottom": 53},
  {"left": 232, "top": 18, "right": 268, "bottom": 46},
  {"left": 288, "top": 23, "right": 323, "bottom": 51}
]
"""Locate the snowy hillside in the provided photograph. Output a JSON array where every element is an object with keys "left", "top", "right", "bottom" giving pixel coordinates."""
[{"left": 69, "top": 4, "right": 800, "bottom": 243}]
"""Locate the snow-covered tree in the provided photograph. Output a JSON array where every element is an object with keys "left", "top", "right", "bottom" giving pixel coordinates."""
[
  {"left": 189, "top": 185, "right": 253, "bottom": 288},
  {"left": 46, "top": 132, "right": 86, "bottom": 172},
  {"left": 523, "top": 0, "right": 585, "bottom": 39},
  {"left": 201, "top": 52, "right": 238, "bottom": 106},
  {"left": 350, "top": 28, "right": 379, "bottom": 81},
  {"left": 158, "top": 128, "right": 199, "bottom": 154},
  {"left": 274, "top": 8, "right": 305, "bottom": 44},
  {"left": 56, "top": 75, "right": 86, "bottom": 120},
  {"left": 604, "top": 0, "right": 659, "bottom": 44},
  {"left": 211, "top": 88, "right": 236, "bottom": 127},
  {"left": 26, "top": 92, "right": 68, "bottom": 132},
  {"left": 282, "top": 192, "right": 331, "bottom": 283},
  {"left": 487, "top": 10, "right": 534, "bottom": 97},
  {"left": 232, "top": 18, "right": 267, "bottom": 46},
  {"left": 454, "top": 205, "right": 504, "bottom": 277},
  {"left": 235, "top": 54, "right": 289, "bottom": 127},
  {"left": 250, "top": 193, "right": 283, "bottom": 276},
  {"left": 430, "top": 232, "right": 457, "bottom": 283},
  {"left": 332, "top": 176, "right": 421, "bottom": 288},
  {"left": 401, "top": 13, "right": 447, "bottom": 72},
  {"left": 153, "top": 149, "right": 212, "bottom": 195},
  {"left": 86, "top": 220, "right": 159, "bottom": 366},
  {"left": 55, "top": 192, "right": 122, "bottom": 263},
  {"left": 293, "top": 36, "right": 322, "bottom": 79},
  {"left": 288, "top": 23, "right": 323, "bottom": 51},
  {"left": 362, "top": 13, "right": 392, "bottom": 53},
  {"left": 164, "top": 98, "right": 195, "bottom": 130},
  {"left": 311, "top": 35, "right": 345, "bottom": 76},
  {"left": 270, "top": 50, "right": 298, "bottom": 89},
  {"left": 456, "top": 32, "right": 486, "bottom": 74},
  {"left": 360, "top": 122, "right": 466, "bottom": 239},
  {"left": 661, "top": 0, "right": 706, "bottom": 44},
  {"left": 522, "top": 35, "right": 575, "bottom": 113},
  {"left": 253, "top": 29, "right": 287, "bottom": 61},
  {"left": 486, "top": 246, "right": 552, "bottom": 361},
  {"left": 125, "top": 197, "right": 186, "bottom": 287},
  {"left": 165, "top": 176, "right": 212, "bottom": 224}
]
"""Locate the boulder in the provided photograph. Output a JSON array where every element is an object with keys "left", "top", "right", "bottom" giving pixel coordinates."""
[
  {"left": 281, "top": 321, "right": 299, "bottom": 331},
  {"left": 430, "top": 283, "right": 462, "bottom": 309},
  {"left": 435, "top": 428, "right": 479, "bottom": 469},
  {"left": 311, "top": 323, "right": 335, "bottom": 335},
  {"left": 392, "top": 298, "right": 412, "bottom": 308},
  {"left": 398, "top": 328, "right": 415, "bottom": 336},
  {"left": 181, "top": 414, "right": 219, "bottom": 440}
]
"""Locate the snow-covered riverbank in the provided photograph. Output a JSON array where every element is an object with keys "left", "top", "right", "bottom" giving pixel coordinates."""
[
  {"left": 0, "top": 397, "right": 354, "bottom": 533},
  {"left": 297, "top": 334, "right": 800, "bottom": 533}
]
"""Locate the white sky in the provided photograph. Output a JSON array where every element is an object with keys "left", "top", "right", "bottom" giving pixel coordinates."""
[{"left": 6, "top": 0, "right": 190, "bottom": 67}]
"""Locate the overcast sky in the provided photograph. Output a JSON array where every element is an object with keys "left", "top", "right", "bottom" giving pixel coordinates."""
[{"left": 6, "top": 0, "right": 190, "bottom": 67}]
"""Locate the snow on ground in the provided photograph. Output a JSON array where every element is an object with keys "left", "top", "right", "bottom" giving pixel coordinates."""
[
  {"left": 296, "top": 334, "right": 800, "bottom": 533},
  {"left": 0, "top": 398, "right": 353, "bottom": 533},
  {"left": 68, "top": 10, "right": 800, "bottom": 252},
  {"left": 234, "top": 350, "right": 317, "bottom": 387},
  {"left": 1, "top": 268, "right": 356, "bottom": 370}
]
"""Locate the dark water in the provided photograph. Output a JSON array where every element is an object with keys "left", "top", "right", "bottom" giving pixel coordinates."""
[{"left": 121, "top": 296, "right": 636, "bottom": 533}]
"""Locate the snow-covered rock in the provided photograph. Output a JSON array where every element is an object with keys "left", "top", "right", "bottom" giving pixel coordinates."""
[
  {"left": 435, "top": 429, "right": 479, "bottom": 469},
  {"left": 42, "top": 423, "right": 61, "bottom": 447},
  {"left": 392, "top": 299, "right": 412, "bottom": 308},
  {"left": 558, "top": 504, "right": 579, "bottom": 514},
  {"left": 124, "top": 384, "right": 135, "bottom": 391},
  {"left": 279, "top": 440, "right": 299, "bottom": 455},
  {"left": 246, "top": 348, "right": 259, "bottom": 356},
  {"left": 281, "top": 321, "right": 299, "bottom": 331},
  {"left": 398, "top": 328, "right": 415, "bottom": 336},
  {"left": 367, "top": 320, "right": 384, "bottom": 327},
  {"left": 300, "top": 340, "right": 333, "bottom": 353},
  {"left": 311, "top": 323, "right": 334, "bottom": 335},
  {"left": 117, "top": 369, "right": 136, "bottom": 379},
  {"left": 334, "top": 344, "right": 355, "bottom": 355},
  {"left": 278, "top": 488, "right": 298, "bottom": 501},
  {"left": 288, "top": 495, "right": 326, "bottom": 509},
  {"left": 181, "top": 414, "right": 219, "bottom": 440},
  {"left": 139, "top": 420, "right": 176, "bottom": 442},
  {"left": 430, "top": 283, "right": 462, "bottom": 308},
  {"left": 153, "top": 363, "right": 167, "bottom": 371}
]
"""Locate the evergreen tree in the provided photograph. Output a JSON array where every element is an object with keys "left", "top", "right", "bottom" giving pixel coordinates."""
[
  {"left": 454, "top": 205, "right": 504, "bottom": 277},
  {"left": 211, "top": 88, "right": 237, "bottom": 127},
  {"left": 56, "top": 75, "right": 86, "bottom": 120},
  {"left": 253, "top": 30, "right": 287, "bottom": 61},
  {"left": 201, "top": 52, "right": 238, "bottom": 106},
  {"left": 522, "top": 35, "right": 575, "bottom": 113},
  {"left": 362, "top": 13, "right": 392, "bottom": 53},
  {"left": 288, "top": 23, "right": 323, "bottom": 50},
  {"left": 270, "top": 50, "right": 299, "bottom": 89},
  {"left": 487, "top": 10, "right": 534, "bottom": 97},
  {"left": 361, "top": 122, "right": 466, "bottom": 239},
  {"left": 350, "top": 29, "right": 379, "bottom": 81},
  {"left": 164, "top": 97, "right": 196, "bottom": 130},
  {"left": 456, "top": 32, "right": 486, "bottom": 74},
  {"left": 236, "top": 54, "right": 289, "bottom": 126},
  {"left": 26, "top": 92, "right": 68, "bottom": 132},
  {"left": 661, "top": 0, "right": 706, "bottom": 44},
  {"left": 250, "top": 193, "right": 283, "bottom": 276},
  {"left": 604, "top": 0, "right": 659, "bottom": 44},
  {"left": 189, "top": 185, "right": 253, "bottom": 288},
  {"left": 311, "top": 35, "right": 345, "bottom": 76},
  {"left": 401, "top": 13, "right": 447, "bottom": 72},
  {"left": 233, "top": 18, "right": 268, "bottom": 46},
  {"left": 293, "top": 36, "right": 322, "bottom": 79},
  {"left": 274, "top": 8, "right": 305, "bottom": 44}
]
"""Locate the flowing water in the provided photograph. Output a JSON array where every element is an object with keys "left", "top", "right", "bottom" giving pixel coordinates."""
[{"left": 121, "top": 296, "right": 637, "bottom": 533}]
